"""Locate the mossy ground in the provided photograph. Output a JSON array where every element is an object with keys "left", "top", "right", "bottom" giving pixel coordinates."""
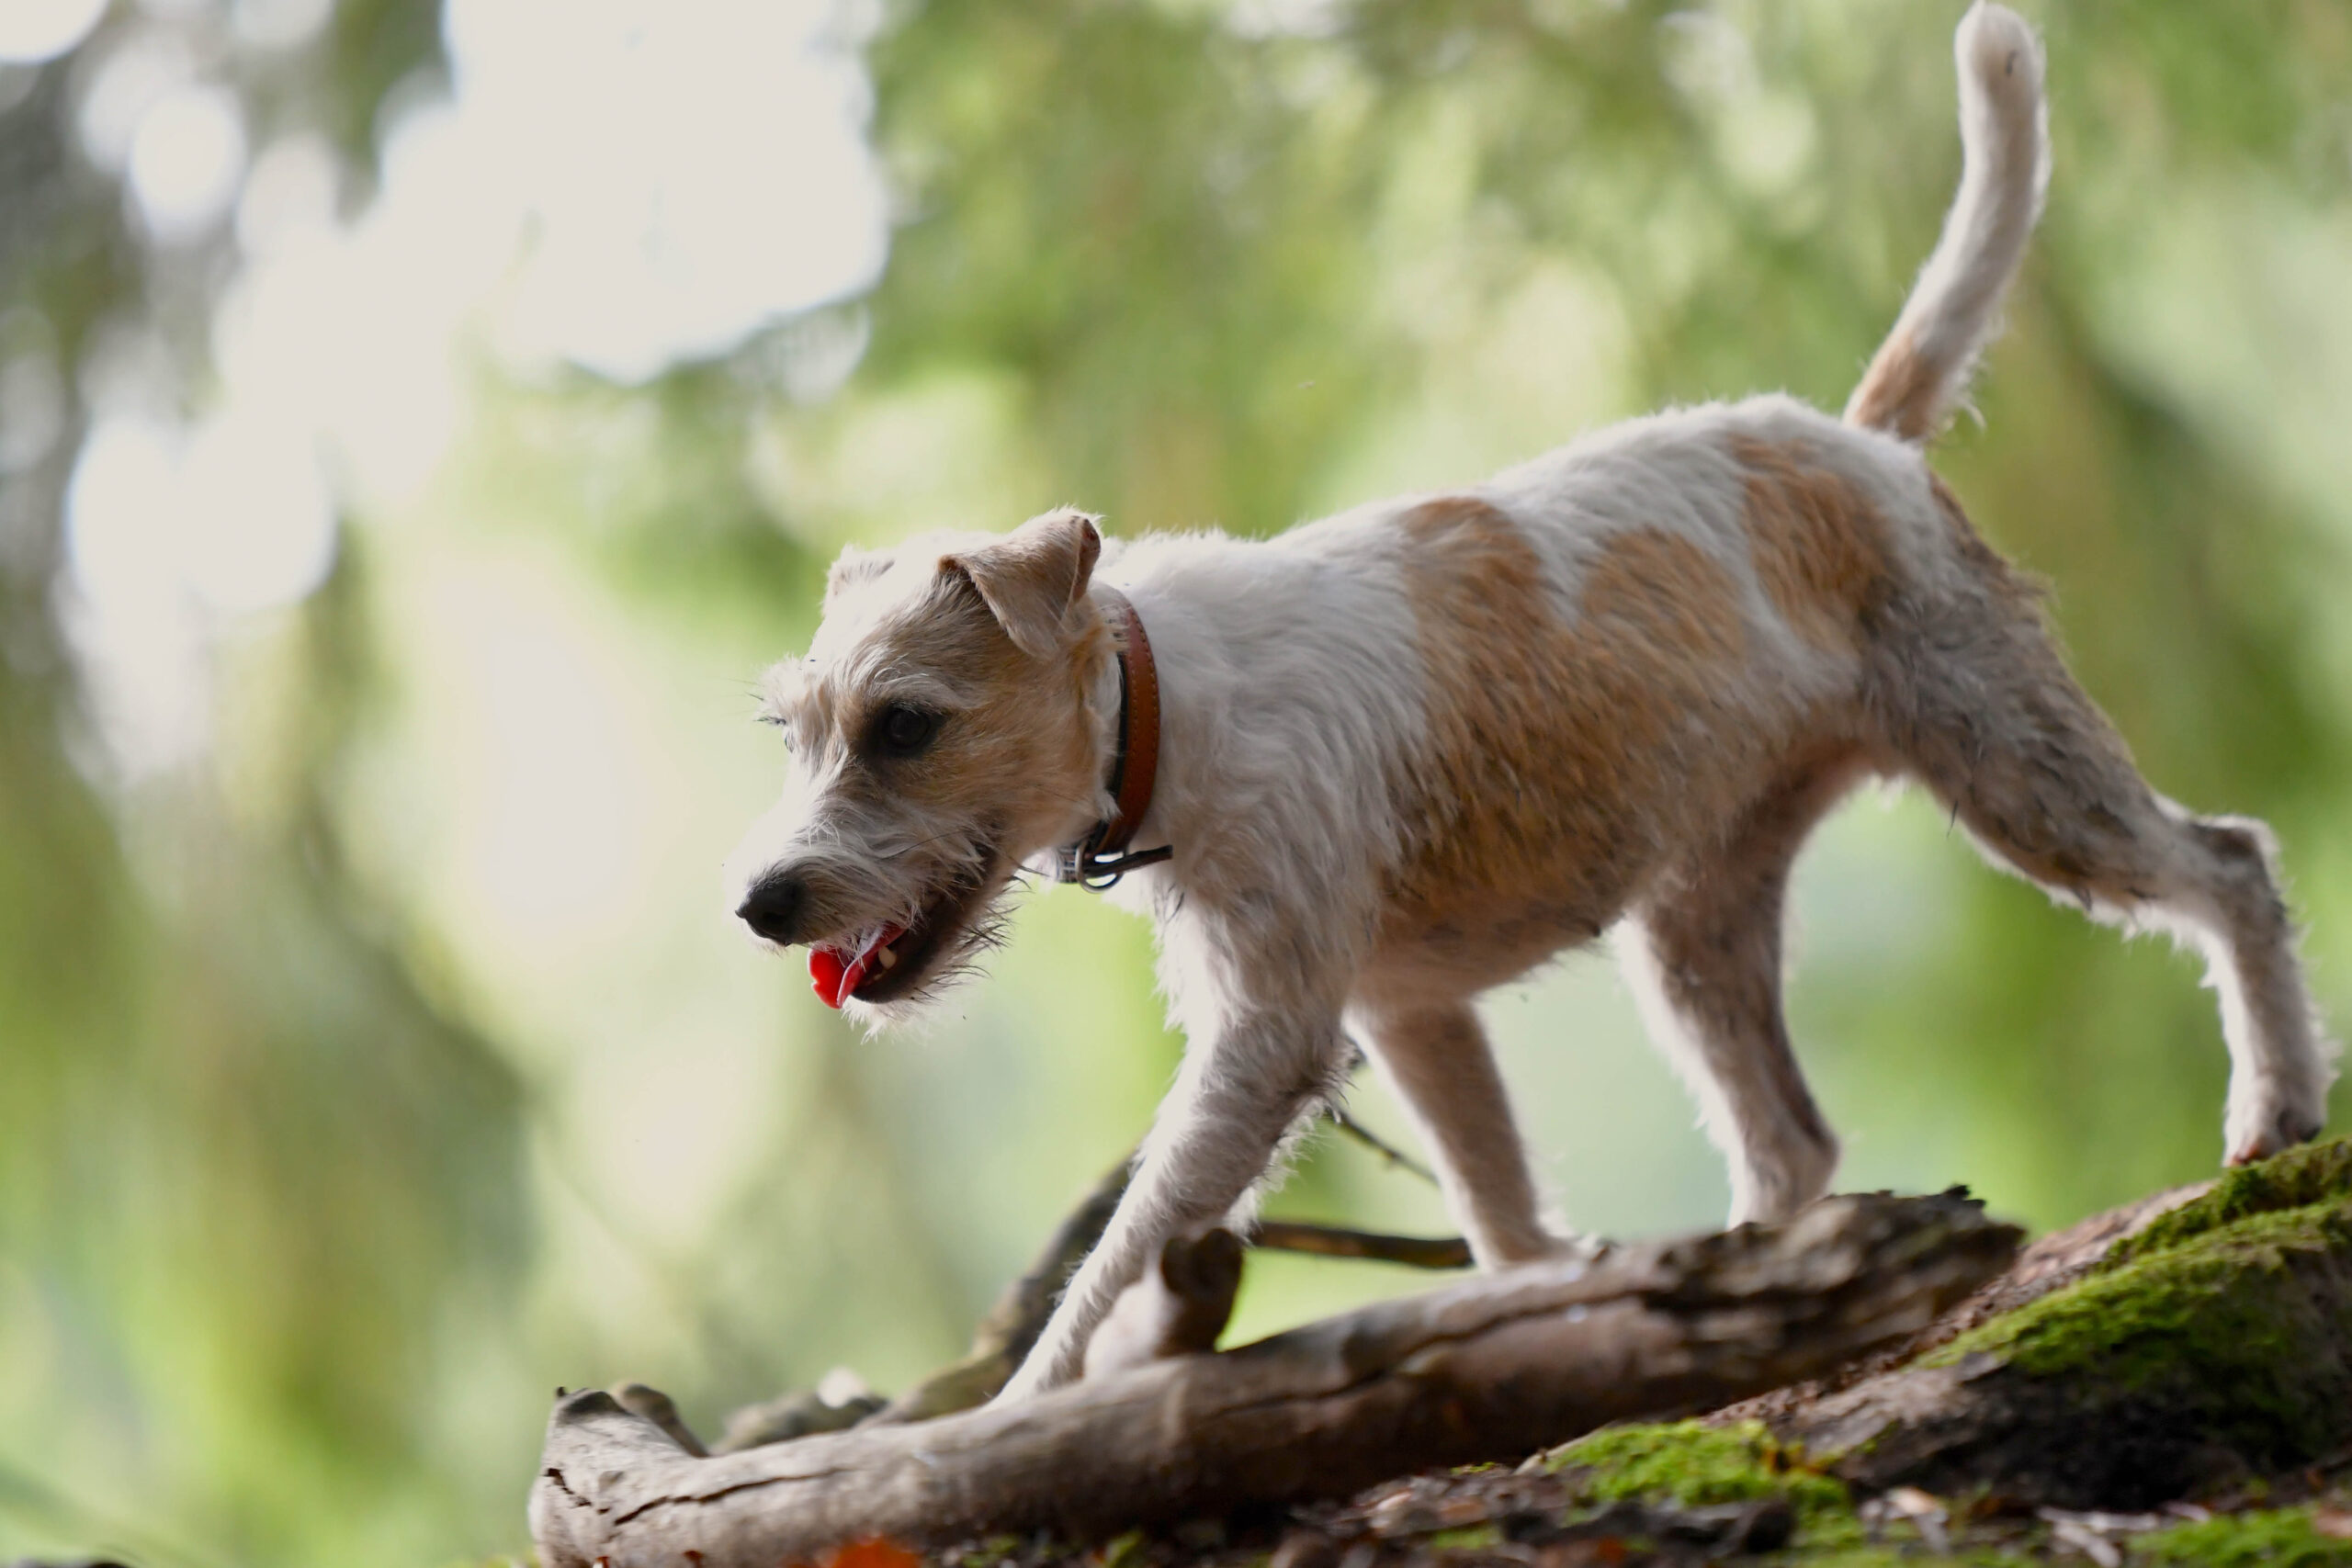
[
  {"left": 1540, "top": 1416, "right": 2352, "bottom": 1565},
  {"left": 2133, "top": 1506, "right": 2352, "bottom": 1568},
  {"left": 1523, "top": 1142, "right": 2352, "bottom": 1560},
  {"left": 1928, "top": 1139, "right": 2352, "bottom": 1376},
  {"left": 1547, "top": 1420, "right": 1848, "bottom": 1522},
  {"left": 2120, "top": 1141, "right": 2352, "bottom": 1261},
  {"left": 938, "top": 1141, "right": 2352, "bottom": 1568},
  {"left": 938, "top": 1397, "right": 2351, "bottom": 1568},
  {"left": 1544, "top": 1420, "right": 1926, "bottom": 1562},
  {"left": 1917, "top": 1137, "right": 2352, "bottom": 1471}
]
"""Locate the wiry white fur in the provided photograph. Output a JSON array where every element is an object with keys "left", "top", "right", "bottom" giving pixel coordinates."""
[
  {"left": 1844, "top": 2, "right": 2049, "bottom": 440},
  {"left": 724, "top": 5, "right": 2336, "bottom": 1404}
]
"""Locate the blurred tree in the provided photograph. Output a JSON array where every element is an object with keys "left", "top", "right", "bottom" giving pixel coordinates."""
[
  {"left": 1, "top": 2, "right": 531, "bottom": 1563},
  {"left": 0, "top": 1, "right": 2347, "bottom": 1563}
]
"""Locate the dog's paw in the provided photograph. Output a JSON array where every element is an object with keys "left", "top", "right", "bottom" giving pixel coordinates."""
[{"left": 2224, "top": 1100, "right": 2327, "bottom": 1168}]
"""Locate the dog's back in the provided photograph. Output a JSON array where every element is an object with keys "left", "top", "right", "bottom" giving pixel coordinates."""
[
  {"left": 1106, "top": 0, "right": 2323, "bottom": 1285},
  {"left": 1351, "top": 398, "right": 1929, "bottom": 998},
  {"left": 1170, "top": 0, "right": 2054, "bottom": 991},
  {"left": 1318, "top": 0, "right": 2056, "bottom": 995},
  {"left": 735, "top": 6, "right": 2335, "bottom": 1403}
]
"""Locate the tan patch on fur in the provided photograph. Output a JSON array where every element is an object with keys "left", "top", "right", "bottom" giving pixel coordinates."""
[
  {"left": 781, "top": 570, "right": 1112, "bottom": 942},
  {"left": 1375, "top": 497, "right": 1759, "bottom": 974},
  {"left": 1843, "top": 325, "right": 1940, "bottom": 441},
  {"left": 1733, "top": 436, "right": 1894, "bottom": 653},
  {"left": 867, "top": 576, "right": 1108, "bottom": 831}
]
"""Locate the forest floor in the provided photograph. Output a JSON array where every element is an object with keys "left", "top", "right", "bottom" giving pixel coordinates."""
[
  {"left": 929, "top": 1137, "right": 2352, "bottom": 1568},
  {"left": 924, "top": 1419, "right": 2352, "bottom": 1568},
  {"left": 484, "top": 1463, "right": 2352, "bottom": 1568}
]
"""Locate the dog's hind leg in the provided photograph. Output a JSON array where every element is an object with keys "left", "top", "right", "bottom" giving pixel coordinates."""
[
  {"left": 1351, "top": 999, "right": 1568, "bottom": 1265},
  {"left": 1620, "top": 750, "right": 1860, "bottom": 1226},
  {"left": 1901, "top": 695, "right": 2336, "bottom": 1165},
  {"left": 1884, "top": 536, "right": 2338, "bottom": 1165}
]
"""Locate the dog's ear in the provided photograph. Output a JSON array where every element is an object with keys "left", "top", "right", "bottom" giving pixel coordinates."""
[
  {"left": 826, "top": 545, "right": 891, "bottom": 607},
  {"left": 755, "top": 657, "right": 809, "bottom": 725},
  {"left": 940, "top": 508, "right": 1102, "bottom": 660}
]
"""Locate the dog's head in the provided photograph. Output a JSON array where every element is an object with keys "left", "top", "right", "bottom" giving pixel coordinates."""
[{"left": 725, "top": 508, "right": 1114, "bottom": 1016}]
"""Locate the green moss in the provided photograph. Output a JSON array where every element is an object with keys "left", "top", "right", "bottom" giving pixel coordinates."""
[
  {"left": 1533, "top": 1154, "right": 2352, "bottom": 1553},
  {"left": 1926, "top": 1208, "right": 2345, "bottom": 1383},
  {"left": 2120, "top": 1140, "right": 2352, "bottom": 1263},
  {"left": 1913, "top": 1137, "right": 2352, "bottom": 1466},
  {"left": 1425, "top": 1523, "right": 1501, "bottom": 1551},
  {"left": 1778, "top": 1550, "right": 2036, "bottom": 1568},
  {"left": 2134, "top": 1506, "right": 2352, "bottom": 1568},
  {"left": 1548, "top": 1420, "right": 1849, "bottom": 1521}
]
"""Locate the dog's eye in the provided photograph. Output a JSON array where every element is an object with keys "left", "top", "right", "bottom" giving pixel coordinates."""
[{"left": 875, "top": 705, "right": 942, "bottom": 757}]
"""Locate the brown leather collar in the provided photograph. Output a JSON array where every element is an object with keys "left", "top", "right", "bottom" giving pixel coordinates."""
[{"left": 1055, "top": 586, "right": 1172, "bottom": 889}]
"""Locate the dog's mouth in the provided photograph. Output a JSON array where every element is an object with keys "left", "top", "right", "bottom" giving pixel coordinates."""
[{"left": 807, "top": 859, "right": 999, "bottom": 1009}]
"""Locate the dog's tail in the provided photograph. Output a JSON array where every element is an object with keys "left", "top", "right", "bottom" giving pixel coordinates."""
[{"left": 1845, "top": 3, "right": 2047, "bottom": 443}]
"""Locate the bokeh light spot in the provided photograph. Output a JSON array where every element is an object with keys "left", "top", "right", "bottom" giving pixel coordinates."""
[
  {"left": 128, "top": 83, "right": 249, "bottom": 243},
  {"left": 0, "top": 0, "right": 107, "bottom": 64}
]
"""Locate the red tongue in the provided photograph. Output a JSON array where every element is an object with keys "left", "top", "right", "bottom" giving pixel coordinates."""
[
  {"left": 809, "top": 948, "right": 857, "bottom": 1008},
  {"left": 808, "top": 927, "right": 906, "bottom": 1010}
]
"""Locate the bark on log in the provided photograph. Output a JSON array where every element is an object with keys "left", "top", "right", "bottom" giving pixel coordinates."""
[
  {"left": 530, "top": 1190, "right": 2017, "bottom": 1567},
  {"left": 1710, "top": 1177, "right": 2213, "bottom": 1431},
  {"left": 1735, "top": 1137, "right": 2352, "bottom": 1509},
  {"left": 721, "top": 1156, "right": 1468, "bottom": 1443}
]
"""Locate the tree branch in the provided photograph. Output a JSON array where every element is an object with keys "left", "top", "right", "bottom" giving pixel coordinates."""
[
  {"left": 532, "top": 1190, "right": 2017, "bottom": 1567},
  {"left": 1323, "top": 1106, "right": 1439, "bottom": 1186},
  {"left": 1250, "top": 1221, "right": 1470, "bottom": 1269}
]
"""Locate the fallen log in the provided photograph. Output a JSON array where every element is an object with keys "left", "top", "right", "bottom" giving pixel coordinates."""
[
  {"left": 1745, "top": 1137, "right": 2352, "bottom": 1508},
  {"left": 721, "top": 1185, "right": 1466, "bottom": 1440},
  {"left": 529, "top": 1190, "right": 2017, "bottom": 1567}
]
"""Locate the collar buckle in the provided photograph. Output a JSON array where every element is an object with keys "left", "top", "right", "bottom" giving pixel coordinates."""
[
  {"left": 1056, "top": 584, "right": 1171, "bottom": 893},
  {"left": 1054, "top": 838, "right": 1174, "bottom": 891}
]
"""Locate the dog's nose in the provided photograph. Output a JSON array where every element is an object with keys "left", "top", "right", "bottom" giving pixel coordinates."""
[{"left": 737, "top": 874, "right": 808, "bottom": 945}]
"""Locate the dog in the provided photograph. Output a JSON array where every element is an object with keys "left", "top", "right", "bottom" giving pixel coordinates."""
[{"left": 725, "top": 2, "right": 2337, "bottom": 1401}]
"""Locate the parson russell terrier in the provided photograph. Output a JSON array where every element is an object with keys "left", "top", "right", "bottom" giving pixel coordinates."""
[{"left": 726, "top": 3, "right": 2337, "bottom": 1400}]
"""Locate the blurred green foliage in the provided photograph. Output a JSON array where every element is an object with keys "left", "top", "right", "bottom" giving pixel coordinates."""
[{"left": 1, "top": 1, "right": 2348, "bottom": 1563}]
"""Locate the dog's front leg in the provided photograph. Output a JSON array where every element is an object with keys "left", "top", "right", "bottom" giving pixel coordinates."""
[{"left": 997, "top": 1001, "right": 1345, "bottom": 1401}]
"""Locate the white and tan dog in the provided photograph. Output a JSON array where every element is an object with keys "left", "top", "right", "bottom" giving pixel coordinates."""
[{"left": 728, "top": 3, "right": 2336, "bottom": 1400}]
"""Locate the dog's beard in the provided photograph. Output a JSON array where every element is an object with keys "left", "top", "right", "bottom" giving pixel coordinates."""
[
  {"left": 793, "top": 821, "right": 1033, "bottom": 1015},
  {"left": 849, "top": 889, "right": 1017, "bottom": 1022},
  {"left": 779, "top": 788, "right": 1097, "bottom": 1018},
  {"left": 839, "top": 860, "right": 1023, "bottom": 1022}
]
